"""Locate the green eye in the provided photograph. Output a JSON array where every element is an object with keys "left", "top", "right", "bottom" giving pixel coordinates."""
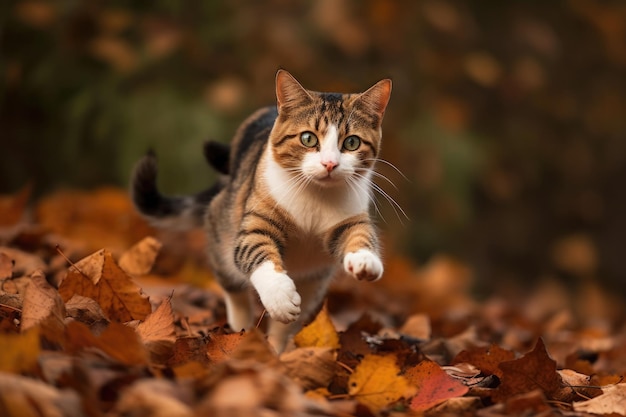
[
  {"left": 300, "top": 131, "right": 318, "bottom": 148},
  {"left": 343, "top": 135, "right": 361, "bottom": 151}
]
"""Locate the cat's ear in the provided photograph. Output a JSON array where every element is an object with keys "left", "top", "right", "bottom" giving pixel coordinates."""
[
  {"left": 275, "top": 70, "right": 313, "bottom": 111},
  {"left": 357, "top": 79, "right": 392, "bottom": 124}
]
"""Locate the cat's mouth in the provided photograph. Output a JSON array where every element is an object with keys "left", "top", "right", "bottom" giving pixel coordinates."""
[{"left": 312, "top": 172, "right": 344, "bottom": 187}]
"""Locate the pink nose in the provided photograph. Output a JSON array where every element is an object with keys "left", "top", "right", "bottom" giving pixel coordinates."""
[{"left": 322, "top": 161, "right": 338, "bottom": 173}]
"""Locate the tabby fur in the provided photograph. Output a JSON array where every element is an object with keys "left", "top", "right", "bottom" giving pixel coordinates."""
[{"left": 131, "top": 70, "right": 392, "bottom": 351}]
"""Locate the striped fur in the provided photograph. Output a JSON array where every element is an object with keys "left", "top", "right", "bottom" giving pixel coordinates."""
[{"left": 131, "top": 70, "right": 391, "bottom": 351}]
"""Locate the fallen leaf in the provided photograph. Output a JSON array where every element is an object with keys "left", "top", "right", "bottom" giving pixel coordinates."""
[
  {"left": 0, "top": 371, "right": 82, "bottom": 417},
  {"left": 65, "top": 294, "right": 108, "bottom": 325},
  {"left": 453, "top": 343, "right": 516, "bottom": 378},
  {"left": 113, "top": 379, "right": 193, "bottom": 417},
  {"left": 0, "top": 327, "right": 41, "bottom": 373},
  {"left": 573, "top": 383, "right": 626, "bottom": 415},
  {"left": 206, "top": 330, "right": 246, "bottom": 364},
  {"left": 230, "top": 329, "right": 278, "bottom": 364},
  {"left": 492, "top": 338, "right": 563, "bottom": 402},
  {"left": 21, "top": 270, "right": 65, "bottom": 332},
  {"left": 399, "top": 313, "right": 431, "bottom": 341},
  {"left": 281, "top": 347, "right": 339, "bottom": 390},
  {"left": 118, "top": 236, "right": 162, "bottom": 276},
  {"left": 405, "top": 359, "right": 469, "bottom": 412},
  {"left": 135, "top": 297, "right": 176, "bottom": 363},
  {"left": 348, "top": 354, "right": 415, "bottom": 411},
  {"left": 0, "top": 247, "right": 47, "bottom": 276},
  {"left": 59, "top": 249, "right": 151, "bottom": 322},
  {"left": 294, "top": 304, "right": 340, "bottom": 349},
  {"left": 65, "top": 320, "right": 148, "bottom": 366}
]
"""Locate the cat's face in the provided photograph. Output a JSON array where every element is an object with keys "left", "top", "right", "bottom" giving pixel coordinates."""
[{"left": 269, "top": 71, "right": 391, "bottom": 189}]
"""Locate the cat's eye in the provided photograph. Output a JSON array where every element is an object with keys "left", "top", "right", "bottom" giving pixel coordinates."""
[
  {"left": 300, "top": 131, "right": 318, "bottom": 148},
  {"left": 342, "top": 135, "right": 361, "bottom": 151}
]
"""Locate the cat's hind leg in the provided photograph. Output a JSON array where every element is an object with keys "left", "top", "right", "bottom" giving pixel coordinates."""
[{"left": 223, "top": 289, "right": 254, "bottom": 332}]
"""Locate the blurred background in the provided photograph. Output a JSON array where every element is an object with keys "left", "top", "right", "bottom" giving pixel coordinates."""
[{"left": 1, "top": 0, "right": 625, "bottom": 296}]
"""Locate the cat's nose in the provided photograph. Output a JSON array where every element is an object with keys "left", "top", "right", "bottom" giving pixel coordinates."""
[{"left": 322, "top": 161, "right": 338, "bottom": 173}]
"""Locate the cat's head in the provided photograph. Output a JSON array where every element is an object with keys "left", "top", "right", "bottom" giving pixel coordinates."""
[{"left": 269, "top": 70, "right": 391, "bottom": 188}]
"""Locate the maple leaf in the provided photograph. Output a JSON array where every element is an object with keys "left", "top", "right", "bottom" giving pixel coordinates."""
[
  {"left": 405, "top": 359, "right": 469, "bottom": 412},
  {"left": 348, "top": 354, "right": 416, "bottom": 411},
  {"left": 573, "top": 383, "right": 626, "bottom": 415},
  {"left": 58, "top": 249, "right": 151, "bottom": 322},
  {"left": 492, "top": 338, "right": 563, "bottom": 402},
  {"left": 293, "top": 304, "right": 340, "bottom": 349}
]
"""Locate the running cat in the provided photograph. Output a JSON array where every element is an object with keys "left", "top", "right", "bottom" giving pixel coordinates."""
[{"left": 131, "top": 70, "right": 392, "bottom": 352}]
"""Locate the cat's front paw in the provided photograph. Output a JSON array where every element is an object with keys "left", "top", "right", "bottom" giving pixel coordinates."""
[
  {"left": 344, "top": 249, "right": 383, "bottom": 282},
  {"left": 250, "top": 262, "right": 301, "bottom": 323}
]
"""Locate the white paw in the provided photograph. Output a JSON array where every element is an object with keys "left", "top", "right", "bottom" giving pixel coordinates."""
[
  {"left": 250, "top": 261, "right": 301, "bottom": 323},
  {"left": 344, "top": 249, "right": 383, "bottom": 282}
]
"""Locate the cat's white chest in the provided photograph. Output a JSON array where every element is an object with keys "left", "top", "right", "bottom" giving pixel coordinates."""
[{"left": 263, "top": 151, "right": 370, "bottom": 233}]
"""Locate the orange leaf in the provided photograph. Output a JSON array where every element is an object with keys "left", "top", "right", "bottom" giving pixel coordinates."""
[
  {"left": 59, "top": 249, "right": 151, "bottom": 322},
  {"left": 294, "top": 304, "right": 340, "bottom": 349},
  {"left": 206, "top": 331, "right": 246, "bottom": 364},
  {"left": 0, "top": 184, "right": 31, "bottom": 227},
  {"left": 118, "top": 237, "right": 162, "bottom": 276},
  {"left": 492, "top": 338, "right": 562, "bottom": 402},
  {"left": 348, "top": 354, "right": 415, "bottom": 411},
  {"left": 406, "top": 359, "right": 469, "bottom": 412},
  {"left": 21, "top": 270, "right": 65, "bottom": 332}
]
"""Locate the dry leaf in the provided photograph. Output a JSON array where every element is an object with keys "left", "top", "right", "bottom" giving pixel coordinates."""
[
  {"left": 0, "top": 372, "right": 82, "bottom": 417},
  {"left": 348, "top": 354, "right": 416, "bottom": 410},
  {"left": 453, "top": 343, "right": 516, "bottom": 378},
  {"left": 65, "top": 294, "right": 108, "bottom": 325},
  {"left": 0, "top": 184, "right": 31, "bottom": 227},
  {"left": 573, "top": 383, "right": 626, "bottom": 415},
  {"left": 118, "top": 236, "right": 162, "bottom": 276},
  {"left": 114, "top": 379, "right": 193, "bottom": 417},
  {"left": 492, "top": 338, "right": 562, "bottom": 402},
  {"left": 405, "top": 359, "right": 469, "bottom": 412},
  {"left": 281, "top": 347, "right": 339, "bottom": 390},
  {"left": 0, "top": 247, "right": 47, "bottom": 277},
  {"left": 135, "top": 297, "right": 176, "bottom": 363},
  {"left": 294, "top": 304, "right": 340, "bottom": 349},
  {"left": 206, "top": 330, "right": 246, "bottom": 364},
  {"left": 59, "top": 249, "right": 151, "bottom": 322},
  {"left": 21, "top": 270, "right": 65, "bottom": 332},
  {"left": 0, "top": 327, "right": 41, "bottom": 373},
  {"left": 65, "top": 320, "right": 148, "bottom": 366},
  {"left": 399, "top": 313, "right": 431, "bottom": 340},
  {"left": 230, "top": 329, "right": 278, "bottom": 364}
]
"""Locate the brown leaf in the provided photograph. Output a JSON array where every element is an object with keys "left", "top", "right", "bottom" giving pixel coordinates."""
[
  {"left": 118, "top": 236, "right": 162, "bottom": 276},
  {"left": 65, "top": 320, "right": 148, "bottom": 366},
  {"left": 0, "top": 247, "right": 47, "bottom": 277},
  {"left": 453, "top": 343, "right": 516, "bottom": 378},
  {"left": 0, "top": 372, "right": 82, "bottom": 417},
  {"left": 0, "top": 184, "right": 31, "bottom": 227},
  {"left": 113, "top": 379, "right": 193, "bottom": 417},
  {"left": 406, "top": 359, "right": 469, "bottom": 412},
  {"left": 65, "top": 294, "right": 108, "bottom": 325},
  {"left": 492, "top": 338, "right": 563, "bottom": 402},
  {"left": 21, "top": 270, "right": 65, "bottom": 332},
  {"left": 399, "top": 313, "right": 431, "bottom": 341},
  {"left": 281, "top": 347, "right": 339, "bottom": 390},
  {"left": 59, "top": 249, "right": 151, "bottom": 322},
  {"left": 135, "top": 297, "right": 176, "bottom": 363},
  {"left": 573, "top": 383, "right": 626, "bottom": 415}
]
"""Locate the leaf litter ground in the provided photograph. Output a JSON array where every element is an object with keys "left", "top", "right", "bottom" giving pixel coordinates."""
[{"left": 1, "top": 186, "right": 626, "bottom": 416}]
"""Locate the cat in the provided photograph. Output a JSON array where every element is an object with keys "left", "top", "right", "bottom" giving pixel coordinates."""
[{"left": 131, "top": 70, "right": 392, "bottom": 352}]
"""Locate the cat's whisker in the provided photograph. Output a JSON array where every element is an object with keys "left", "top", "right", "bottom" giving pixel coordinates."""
[
  {"left": 353, "top": 172, "right": 409, "bottom": 224},
  {"left": 370, "top": 170, "right": 398, "bottom": 190},
  {"left": 347, "top": 176, "right": 385, "bottom": 223},
  {"left": 365, "top": 158, "right": 410, "bottom": 183}
]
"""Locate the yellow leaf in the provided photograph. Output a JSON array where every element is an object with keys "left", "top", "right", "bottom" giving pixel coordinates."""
[
  {"left": 0, "top": 327, "right": 40, "bottom": 373},
  {"left": 348, "top": 354, "right": 416, "bottom": 411},
  {"left": 59, "top": 249, "right": 151, "bottom": 322},
  {"left": 293, "top": 305, "right": 340, "bottom": 349}
]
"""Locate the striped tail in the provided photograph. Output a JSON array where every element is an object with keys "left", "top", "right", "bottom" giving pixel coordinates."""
[{"left": 130, "top": 148, "right": 225, "bottom": 230}]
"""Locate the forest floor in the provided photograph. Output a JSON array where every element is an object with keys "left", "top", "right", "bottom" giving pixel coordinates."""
[{"left": 1, "top": 186, "right": 625, "bottom": 416}]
